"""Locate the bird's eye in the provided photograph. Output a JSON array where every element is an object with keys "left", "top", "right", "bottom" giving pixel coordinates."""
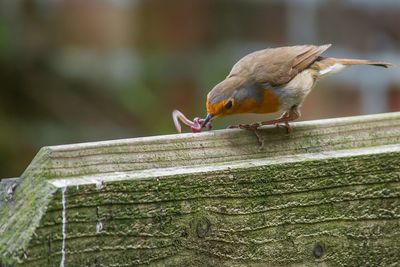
[{"left": 225, "top": 100, "right": 233, "bottom": 109}]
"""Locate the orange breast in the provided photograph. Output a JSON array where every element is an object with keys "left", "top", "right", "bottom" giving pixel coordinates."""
[{"left": 238, "top": 88, "right": 281, "bottom": 114}]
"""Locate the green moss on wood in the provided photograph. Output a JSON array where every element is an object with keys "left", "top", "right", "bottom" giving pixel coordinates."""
[
  {"left": 1, "top": 112, "right": 400, "bottom": 266},
  {"left": 11, "top": 149, "right": 400, "bottom": 266}
]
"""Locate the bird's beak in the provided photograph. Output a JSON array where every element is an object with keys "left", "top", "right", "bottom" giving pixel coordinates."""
[{"left": 201, "top": 113, "right": 213, "bottom": 127}]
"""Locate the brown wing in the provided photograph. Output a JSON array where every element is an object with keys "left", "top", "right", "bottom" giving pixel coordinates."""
[{"left": 228, "top": 44, "right": 331, "bottom": 86}]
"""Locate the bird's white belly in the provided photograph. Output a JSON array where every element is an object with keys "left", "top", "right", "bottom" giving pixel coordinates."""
[{"left": 273, "top": 69, "right": 317, "bottom": 111}]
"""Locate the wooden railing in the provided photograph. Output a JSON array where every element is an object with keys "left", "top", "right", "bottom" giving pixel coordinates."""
[{"left": 1, "top": 112, "right": 400, "bottom": 266}]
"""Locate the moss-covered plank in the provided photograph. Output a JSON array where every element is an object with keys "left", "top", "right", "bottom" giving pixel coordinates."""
[
  {"left": 1, "top": 112, "right": 399, "bottom": 266},
  {"left": 22, "top": 146, "right": 400, "bottom": 266}
]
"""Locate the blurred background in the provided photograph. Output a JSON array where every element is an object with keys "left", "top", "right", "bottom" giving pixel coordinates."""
[{"left": 0, "top": 0, "right": 399, "bottom": 178}]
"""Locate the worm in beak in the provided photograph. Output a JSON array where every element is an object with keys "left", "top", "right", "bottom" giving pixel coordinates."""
[{"left": 172, "top": 110, "right": 212, "bottom": 133}]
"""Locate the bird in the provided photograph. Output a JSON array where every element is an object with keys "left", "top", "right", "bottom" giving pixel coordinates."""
[{"left": 201, "top": 44, "right": 392, "bottom": 132}]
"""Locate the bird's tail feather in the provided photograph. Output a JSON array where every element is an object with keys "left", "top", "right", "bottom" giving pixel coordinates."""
[
  {"left": 333, "top": 58, "right": 392, "bottom": 68},
  {"left": 313, "top": 57, "right": 392, "bottom": 77}
]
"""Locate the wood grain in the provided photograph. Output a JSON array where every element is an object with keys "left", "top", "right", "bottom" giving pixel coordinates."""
[{"left": 0, "top": 112, "right": 399, "bottom": 266}]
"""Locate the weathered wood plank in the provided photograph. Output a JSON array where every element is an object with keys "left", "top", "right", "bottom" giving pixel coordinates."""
[
  {"left": 0, "top": 178, "right": 20, "bottom": 203},
  {"left": 0, "top": 112, "right": 399, "bottom": 266}
]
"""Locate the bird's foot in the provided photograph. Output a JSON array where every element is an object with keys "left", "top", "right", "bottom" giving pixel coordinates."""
[
  {"left": 228, "top": 123, "right": 264, "bottom": 148},
  {"left": 275, "top": 122, "right": 292, "bottom": 134},
  {"left": 228, "top": 123, "right": 261, "bottom": 130}
]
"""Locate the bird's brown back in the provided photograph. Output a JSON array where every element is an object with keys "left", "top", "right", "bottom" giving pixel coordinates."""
[{"left": 228, "top": 44, "right": 331, "bottom": 86}]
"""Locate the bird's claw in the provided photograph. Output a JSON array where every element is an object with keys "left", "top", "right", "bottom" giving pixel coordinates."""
[{"left": 172, "top": 110, "right": 212, "bottom": 133}]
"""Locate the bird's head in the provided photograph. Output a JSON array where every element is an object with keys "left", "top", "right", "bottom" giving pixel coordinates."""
[
  {"left": 202, "top": 76, "right": 256, "bottom": 126},
  {"left": 203, "top": 77, "right": 243, "bottom": 124},
  {"left": 200, "top": 75, "right": 281, "bottom": 129}
]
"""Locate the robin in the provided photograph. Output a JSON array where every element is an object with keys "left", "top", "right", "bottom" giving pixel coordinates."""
[{"left": 173, "top": 44, "right": 392, "bottom": 133}]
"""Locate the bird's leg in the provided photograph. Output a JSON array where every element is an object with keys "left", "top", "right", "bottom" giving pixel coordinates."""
[
  {"left": 227, "top": 123, "right": 264, "bottom": 147},
  {"left": 259, "top": 107, "right": 301, "bottom": 133},
  {"left": 228, "top": 123, "right": 261, "bottom": 130},
  {"left": 259, "top": 112, "right": 289, "bottom": 126},
  {"left": 227, "top": 112, "right": 289, "bottom": 130},
  {"left": 228, "top": 107, "right": 301, "bottom": 133}
]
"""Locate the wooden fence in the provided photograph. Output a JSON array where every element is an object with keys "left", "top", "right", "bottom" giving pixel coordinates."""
[{"left": 1, "top": 112, "right": 399, "bottom": 266}]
